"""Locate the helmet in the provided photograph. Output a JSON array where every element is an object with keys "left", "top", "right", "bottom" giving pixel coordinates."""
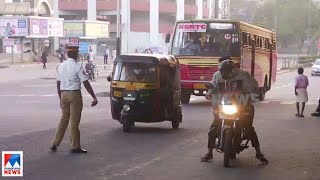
[{"left": 219, "top": 60, "right": 235, "bottom": 80}]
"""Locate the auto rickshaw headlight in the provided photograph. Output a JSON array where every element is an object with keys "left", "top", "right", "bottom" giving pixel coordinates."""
[
  {"left": 123, "top": 105, "right": 131, "bottom": 111},
  {"left": 222, "top": 105, "right": 237, "bottom": 115}
]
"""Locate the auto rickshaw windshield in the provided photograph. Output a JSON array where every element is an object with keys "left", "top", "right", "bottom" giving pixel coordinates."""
[{"left": 113, "top": 62, "right": 158, "bottom": 83}]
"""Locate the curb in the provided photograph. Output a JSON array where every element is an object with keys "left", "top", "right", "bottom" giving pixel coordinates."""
[{"left": 276, "top": 70, "right": 290, "bottom": 74}]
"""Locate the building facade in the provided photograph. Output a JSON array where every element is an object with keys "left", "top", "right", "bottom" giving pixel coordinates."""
[{"left": 58, "top": 0, "right": 213, "bottom": 54}]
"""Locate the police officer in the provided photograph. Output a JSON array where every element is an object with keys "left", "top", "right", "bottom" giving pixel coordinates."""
[
  {"left": 200, "top": 57, "right": 268, "bottom": 164},
  {"left": 50, "top": 45, "right": 98, "bottom": 154}
]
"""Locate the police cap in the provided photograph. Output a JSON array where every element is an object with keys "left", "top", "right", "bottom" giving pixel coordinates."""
[{"left": 66, "top": 45, "right": 79, "bottom": 52}]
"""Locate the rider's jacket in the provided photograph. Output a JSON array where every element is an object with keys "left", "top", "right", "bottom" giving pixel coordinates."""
[{"left": 207, "top": 68, "right": 259, "bottom": 105}]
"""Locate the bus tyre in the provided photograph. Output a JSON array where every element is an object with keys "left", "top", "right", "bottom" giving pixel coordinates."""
[
  {"left": 172, "top": 111, "right": 182, "bottom": 129},
  {"left": 224, "top": 128, "right": 233, "bottom": 168},
  {"left": 181, "top": 92, "right": 191, "bottom": 104},
  {"left": 121, "top": 116, "right": 133, "bottom": 132},
  {"left": 259, "top": 81, "right": 267, "bottom": 101}
]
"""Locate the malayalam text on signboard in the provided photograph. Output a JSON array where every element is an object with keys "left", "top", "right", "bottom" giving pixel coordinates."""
[
  {"left": 30, "top": 18, "right": 48, "bottom": 36},
  {"left": 85, "top": 22, "right": 109, "bottom": 38},
  {"left": 3, "top": 38, "right": 14, "bottom": 47},
  {"left": 48, "top": 20, "right": 63, "bottom": 37},
  {"left": 64, "top": 22, "right": 84, "bottom": 37},
  {"left": 0, "top": 18, "right": 28, "bottom": 37}
]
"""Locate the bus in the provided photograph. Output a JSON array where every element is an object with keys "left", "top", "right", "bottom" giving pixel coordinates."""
[{"left": 165, "top": 19, "right": 277, "bottom": 104}]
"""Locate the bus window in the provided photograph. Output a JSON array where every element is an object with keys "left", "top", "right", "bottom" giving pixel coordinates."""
[{"left": 242, "top": 32, "right": 249, "bottom": 46}]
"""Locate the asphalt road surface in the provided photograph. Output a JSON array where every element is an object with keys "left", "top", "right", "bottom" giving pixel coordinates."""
[{"left": 0, "top": 68, "right": 319, "bottom": 180}]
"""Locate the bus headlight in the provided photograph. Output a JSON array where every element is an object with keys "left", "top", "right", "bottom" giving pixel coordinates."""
[{"left": 222, "top": 105, "right": 238, "bottom": 115}]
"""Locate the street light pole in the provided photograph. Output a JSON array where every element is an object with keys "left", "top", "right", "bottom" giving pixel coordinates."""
[
  {"left": 307, "top": 0, "right": 311, "bottom": 55},
  {"left": 214, "top": 0, "right": 219, "bottom": 19},
  {"left": 274, "top": 0, "right": 277, "bottom": 33},
  {"left": 116, "top": 0, "right": 121, "bottom": 56}
]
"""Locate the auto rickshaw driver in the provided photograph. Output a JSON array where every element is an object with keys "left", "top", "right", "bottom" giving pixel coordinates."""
[{"left": 126, "top": 65, "right": 146, "bottom": 82}]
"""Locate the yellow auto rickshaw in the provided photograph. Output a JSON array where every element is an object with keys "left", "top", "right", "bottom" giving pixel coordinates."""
[{"left": 107, "top": 54, "right": 182, "bottom": 132}]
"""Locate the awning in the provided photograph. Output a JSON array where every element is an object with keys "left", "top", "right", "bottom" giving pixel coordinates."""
[{"left": 0, "top": 3, "right": 31, "bottom": 15}]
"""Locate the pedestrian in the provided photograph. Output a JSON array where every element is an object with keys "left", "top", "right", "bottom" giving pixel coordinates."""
[
  {"left": 41, "top": 51, "right": 48, "bottom": 69},
  {"left": 88, "top": 49, "right": 95, "bottom": 63},
  {"left": 50, "top": 45, "right": 98, "bottom": 154},
  {"left": 58, "top": 45, "right": 65, "bottom": 63},
  {"left": 311, "top": 98, "right": 320, "bottom": 116},
  {"left": 295, "top": 67, "right": 309, "bottom": 117},
  {"left": 135, "top": 49, "right": 138, "bottom": 53},
  {"left": 104, "top": 47, "right": 109, "bottom": 64}
]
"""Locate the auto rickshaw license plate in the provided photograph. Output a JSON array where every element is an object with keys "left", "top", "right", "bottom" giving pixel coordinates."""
[
  {"left": 113, "top": 91, "right": 122, "bottom": 97},
  {"left": 194, "top": 83, "right": 206, "bottom": 89}
]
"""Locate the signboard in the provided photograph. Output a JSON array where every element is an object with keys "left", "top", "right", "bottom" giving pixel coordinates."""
[
  {"left": 85, "top": 22, "right": 109, "bottom": 38},
  {"left": 69, "top": 37, "right": 79, "bottom": 46},
  {"left": 177, "top": 23, "right": 207, "bottom": 32},
  {"left": 30, "top": 18, "right": 48, "bottom": 36},
  {"left": 64, "top": 22, "right": 84, "bottom": 37},
  {"left": 3, "top": 38, "right": 14, "bottom": 47},
  {"left": 0, "top": 18, "right": 28, "bottom": 37},
  {"left": 59, "top": 38, "right": 69, "bottom": 45},
  {"left": 48, "top": 19, "right": 63, "bottom": 37},
  {"left": 79, "top": 42, "right": 89, "bottom": 54}
]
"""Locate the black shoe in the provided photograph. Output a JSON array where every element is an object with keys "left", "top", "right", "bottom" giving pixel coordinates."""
[
  {"left": 70, "top": 148, "right": 87, "bottom": 154},
  {"left": 256, "top": 153, "right": 268, "bottom": 164},
  {"left": 201, "top": 153, "right": 213, "bottom": 162},
  {"left": 50, "top": 145, "right": 57, "bottom": 152},
  {"left": 311, "top": 112, "right": 320, "bottom": 117}
]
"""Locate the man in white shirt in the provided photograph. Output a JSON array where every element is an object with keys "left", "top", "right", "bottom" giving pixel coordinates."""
[
  {"left": 104, "top": 47, "right": 110, "bottom": 64},
  {"left": 50, "top": 45, "right": 98, "bottom": 154}
]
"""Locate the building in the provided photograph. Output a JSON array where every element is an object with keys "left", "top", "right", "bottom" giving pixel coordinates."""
[
  {"left": 0, "top": 0, "right": 53, "bottom": 17},
  {"left": 58, "top": 0, "right": 213, "bottom": 54}
]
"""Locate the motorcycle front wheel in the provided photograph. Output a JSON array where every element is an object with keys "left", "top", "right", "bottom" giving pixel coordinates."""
[{"left": 224, "top": 128, "right": 233, "bottom": 168}]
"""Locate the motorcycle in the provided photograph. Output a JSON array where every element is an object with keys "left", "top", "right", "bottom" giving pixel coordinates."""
[
  {"left": 206, "top": 82, "right": 253, "bottom": 168},
  {"left": 85, "top": 62, "right": 95, "bottom": 81}
]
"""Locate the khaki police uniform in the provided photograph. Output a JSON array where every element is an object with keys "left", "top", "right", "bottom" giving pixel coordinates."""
[{"left": 53, "top": 46, "right": 89, "bottom": 150}]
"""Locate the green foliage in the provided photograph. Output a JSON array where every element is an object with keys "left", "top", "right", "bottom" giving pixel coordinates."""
[{"left": 251, "top": 0, "right": 320, "bottom": 54}]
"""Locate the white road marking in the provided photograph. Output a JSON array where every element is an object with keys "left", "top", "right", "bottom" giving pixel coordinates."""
[
  {"left": 41, "top": 94, "right": 56, "bottom": 97},
  {"left": 259, "top": 100, "right": 272, "bottom": 104},
  {"left": 104, "top": 157, "right": 161, "bottom": 179}
]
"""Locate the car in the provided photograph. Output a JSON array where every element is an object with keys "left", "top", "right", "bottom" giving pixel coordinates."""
[{"left": 311, "top": 59, "right": 320, "bottom": 76}]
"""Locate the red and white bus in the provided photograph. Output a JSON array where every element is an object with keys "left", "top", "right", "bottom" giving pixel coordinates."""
[{"left": 166, "top": 19, "right": 277, "bottom": 103}]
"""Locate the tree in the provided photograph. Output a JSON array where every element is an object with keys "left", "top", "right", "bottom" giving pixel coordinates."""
[{"left": 252, "top": 0, "right": 320, "bottom": 54}]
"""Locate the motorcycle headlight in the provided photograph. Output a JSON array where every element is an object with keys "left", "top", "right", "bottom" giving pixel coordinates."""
[
  {"left": 222, "top": 105, "right": 238, "bottom": 115},
  {"left": 123, "top": 105, "right": 131, "bottom": 111}
]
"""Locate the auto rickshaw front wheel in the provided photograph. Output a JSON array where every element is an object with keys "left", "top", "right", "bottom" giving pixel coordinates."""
[
  {"left": 121, "top": 116, "right": 134, "bottom": 132},
  {"left": 181, "top": 92, "right": 191, "bottom": 104}
]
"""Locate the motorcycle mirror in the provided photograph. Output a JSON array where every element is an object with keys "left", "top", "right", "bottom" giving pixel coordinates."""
[
  {"left": 205, "top": 83, "right": 214, "bottom": 89},
  {"left": 107, "top": 76, "right": 112, "bottom": 82}
]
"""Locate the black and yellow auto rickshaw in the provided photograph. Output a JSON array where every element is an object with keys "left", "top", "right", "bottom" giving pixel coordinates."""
[{"left": 107, "top": 54, "right": 182, "bottom": 132}]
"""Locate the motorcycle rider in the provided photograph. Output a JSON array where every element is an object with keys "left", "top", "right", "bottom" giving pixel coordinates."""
[{"left": 201, "top": 56, "right": 268, "bottom": 164}]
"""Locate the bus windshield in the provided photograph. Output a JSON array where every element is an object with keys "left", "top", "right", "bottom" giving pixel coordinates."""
[{"left": 172, "top": 22, "right": 240, "bottom": 57}]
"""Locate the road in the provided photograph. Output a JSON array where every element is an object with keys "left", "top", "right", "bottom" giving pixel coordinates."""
[{"left": 0, "top": 67, "right": 320, "bottom": 180}]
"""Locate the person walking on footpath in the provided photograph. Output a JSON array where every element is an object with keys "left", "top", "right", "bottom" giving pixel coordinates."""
[
  {"left": 50, "top": 45, "right": 98, "bottom": 154},
  {"left": 295, "top": 67, "right": 309, "bottom": 117},
  {"left": 41, "top": 51, "right": 48, "bottom": 69},
  {"left": 104, "top": 47, "right": 109, "bottom": 64}
]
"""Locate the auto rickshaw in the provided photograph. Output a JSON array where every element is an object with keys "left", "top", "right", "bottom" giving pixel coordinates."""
[{"left": 107, "top": 54, "right": 182, "bottom": 132}]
